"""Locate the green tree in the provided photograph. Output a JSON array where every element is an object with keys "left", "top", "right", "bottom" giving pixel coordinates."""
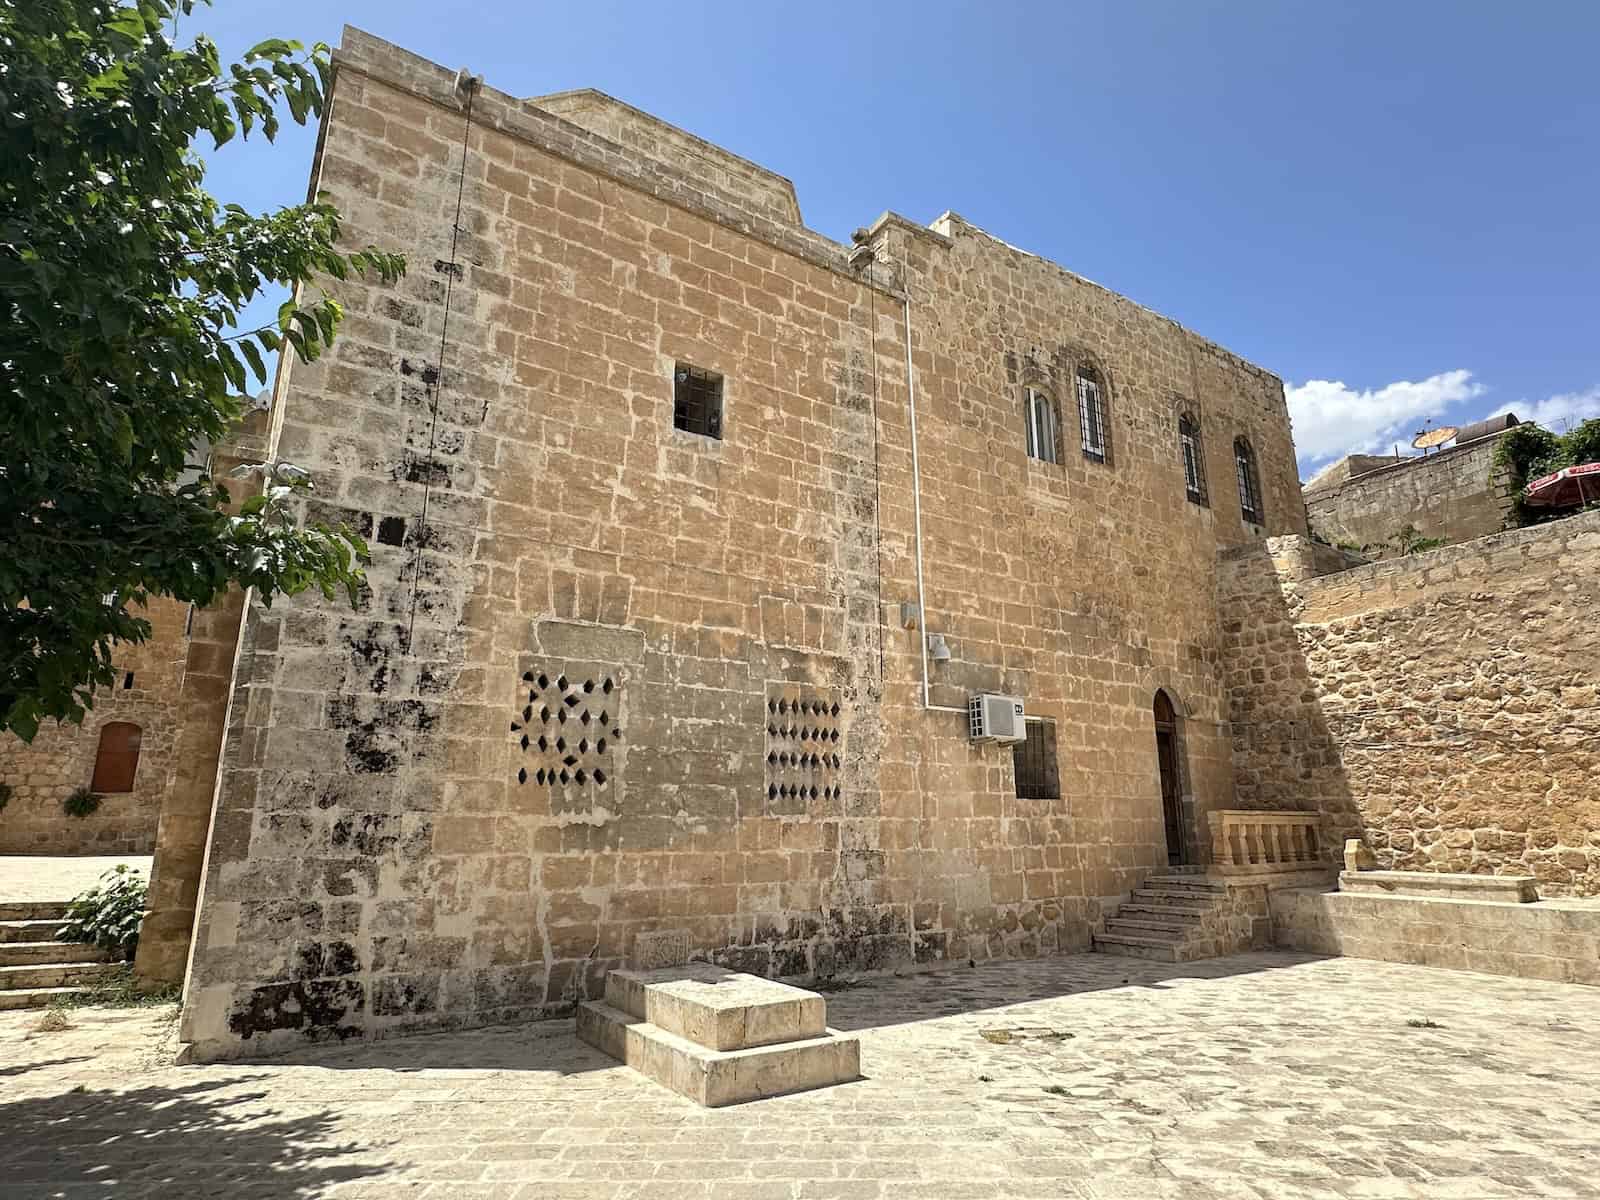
[{"left": 1, "top": 1, "right": 404, "bottom": 740}]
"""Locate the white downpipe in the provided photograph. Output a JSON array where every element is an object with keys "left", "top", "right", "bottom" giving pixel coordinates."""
[{"left": 900, "top": 272, "right": 965, "bottom": 716}]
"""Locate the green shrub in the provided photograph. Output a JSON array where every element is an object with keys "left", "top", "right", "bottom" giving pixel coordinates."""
[
  {"left": 1564, "top": 418, "right": 1600, "bottom": 473},
  {"left": 1495, "top": 419, "right": 1600, "bottom": 527},
  {"left": 1359, "top": 525, "right": 1447, "bottom": 559},
  {"left": 59, "top": 865, "right": 148, "bottom": 961},
  {"left": 62, "top": 786, "right": 102, "bottom": 818}
]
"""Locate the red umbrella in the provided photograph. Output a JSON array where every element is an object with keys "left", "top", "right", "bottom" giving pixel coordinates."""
[{"left": 1524, "top": 460, "right": 1600, "bottom": 509}]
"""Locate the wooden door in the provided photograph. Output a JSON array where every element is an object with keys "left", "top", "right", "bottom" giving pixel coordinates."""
[
  {"left": 90, "top": 722, "right": 142, "bottom": 793},
  {"left": 1153, "top": 691, "right": 1184, "bottom": 866},
  {"left": 1156, "top": 728, "right": 1183, "bottom": 865}
]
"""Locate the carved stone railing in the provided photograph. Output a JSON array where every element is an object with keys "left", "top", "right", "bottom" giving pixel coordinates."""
[{"left": 1208, "top": 810, "right": 1325, "bottom": 875}]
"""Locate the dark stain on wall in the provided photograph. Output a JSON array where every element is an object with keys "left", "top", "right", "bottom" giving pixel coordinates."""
[{"left": 226, "top": 978, "right": 365, "bottom": 1041}]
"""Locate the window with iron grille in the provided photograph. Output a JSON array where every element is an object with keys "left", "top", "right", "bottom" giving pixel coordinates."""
[
  {"left": 1179, "top": 413, "right": 1208, "bottom": 506},
  {"left": 1076, "top": 368, "right": 1109, "bottom": 464},
  {"left": 1012, "top": 718, "right": 1059, "bottom": 800},
  {"left": 1234, "top": 436, "right": 1265, "bottom": 526},
  {"left": 1024, "top": 386, "right": 1059, "bottom": 464},
  {"left": 673, "top": 363, "right": 723, "bottom": 439}
]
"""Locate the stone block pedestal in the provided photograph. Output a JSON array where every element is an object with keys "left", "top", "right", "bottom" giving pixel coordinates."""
[{"left": 577, "top": 963, "right": 860, "bottom": 1106}]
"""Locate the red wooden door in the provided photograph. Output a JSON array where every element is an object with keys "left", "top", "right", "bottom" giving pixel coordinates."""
[{"left": 90, "top": 722, "right": 142, "bottom": 793}]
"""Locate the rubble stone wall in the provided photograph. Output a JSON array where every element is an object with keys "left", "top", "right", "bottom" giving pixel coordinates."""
[
  {"left": 1221, "top": 511, "right": 1600, "bottom": 894},
  {"left": 177, "top": 28, "right": 1306, "bottom": 1059},
  {"left": 0, "top": 598, "right": 191, "bottom": 857}
]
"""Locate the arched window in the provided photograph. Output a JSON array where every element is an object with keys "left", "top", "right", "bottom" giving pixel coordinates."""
[
  {"left": 1023, "top": 386, "right": 1059, "bottom": 464},
  {"left": 1179, "top": 413, "right": 1208, "bottom": 506},
  {"left": 1076, "top": 365, "right": 1110, "bottom": 464},
  {"left": 1234, "top": 436, "right": 1265, "bottom": 526},
  {"left": 90, "top": 722, "right": 142, "bottom": 793}
]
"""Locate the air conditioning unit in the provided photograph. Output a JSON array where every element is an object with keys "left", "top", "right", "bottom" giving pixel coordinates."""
[{"left": 968, "top": 693, "right": 1026, "bottom": 744}]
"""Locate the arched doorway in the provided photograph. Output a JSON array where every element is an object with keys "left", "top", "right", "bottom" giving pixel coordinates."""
[{"left": 1153, "top": 691, "right": 1186, "bottom": 866}]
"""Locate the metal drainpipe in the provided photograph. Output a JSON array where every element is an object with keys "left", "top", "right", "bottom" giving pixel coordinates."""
[{"left": 897, "top": 248, "right": 965, "bottom": 717}]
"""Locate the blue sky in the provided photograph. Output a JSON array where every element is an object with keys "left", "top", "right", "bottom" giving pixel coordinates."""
[{"left": 186, "top": 0, "right": 1600, "bottom": 478}]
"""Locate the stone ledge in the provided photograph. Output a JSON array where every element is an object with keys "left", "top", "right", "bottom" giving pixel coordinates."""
[{"left": 1340, "top": 870, "right": 1538, "bottom": 903}]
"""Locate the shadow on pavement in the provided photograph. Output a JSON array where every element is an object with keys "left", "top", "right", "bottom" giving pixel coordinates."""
[
  {"left": 0, "top": 1075, "right": 393, "bottom": 1198},
  {"left": 820, "top": 948, "right": 1333, "bottom": 1032}
]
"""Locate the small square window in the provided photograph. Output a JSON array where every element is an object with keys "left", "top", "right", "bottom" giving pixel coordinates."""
[
  {"left": 1012, "top": 718, "right": 1060, "bottom": 801},
  {"left": 673, "top": 364, "right": 723, "bottom": 440}
]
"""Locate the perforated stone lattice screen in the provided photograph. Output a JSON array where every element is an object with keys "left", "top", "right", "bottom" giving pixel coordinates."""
[
  {"left": 511, "top": 670, "right": 622, "bottom": 788},
  {"left": 765, "top": 688, "right": 842, "bottom": 814}
]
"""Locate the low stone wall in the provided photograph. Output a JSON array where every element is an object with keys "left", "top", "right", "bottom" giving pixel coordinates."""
[
  {"left": 1200, "top": 874, "right": 1331, "bottom": 959},
  {"left": 1272, "top": 887, "right": 1600, "bottom": 986},
  {"left": 1220, "top": 510, "right": 1600, "bottom": 895}
]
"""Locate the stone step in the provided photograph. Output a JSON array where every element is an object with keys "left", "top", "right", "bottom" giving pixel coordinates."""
[
  {"left": 1130, "top": 889, "right": 1219, "bottom": 911},
  {"left": 0, "top": 941, "right": 111, "bottom": 968},
  {"left": 0, "top": 919, "right": 73, "bottom": 944},
  {"left": 1104, "top": 916, "right": 1193, "bottom": 938},
  {"left": 1116, "top": 902, "right": 1205, "bottom": 924},
  {"left": 1092, "top": 932, "right": 1181, "bottom": 962},
  {"left": 0, "top": 960, "right": 123, "bottom": 991},
  {"left": 0, "top": 986, "right": 95, "bottom": 1011},
  {"left": 0, "top": 901, "right": 71, "bottom": 922},
  {"left": 605, "top": 963, "right": 825, "bottom": 1052},
  {"left": 1144, "top": 876, "right": 1227, "bottom": 895},
  {"left": 577, "top": 1000, "right": 860, "bottom": 1107}
]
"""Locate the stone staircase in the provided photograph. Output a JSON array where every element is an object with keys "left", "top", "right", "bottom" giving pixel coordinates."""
[
  {"left": 1092, "top": 874, "right": 1232, "bottom": 963},
  {"left": 0, "top": 901, "right": 121, "bottom": 1010},
  {"left": 578, "top": 963, "right": 860, "bottom": 1106}
]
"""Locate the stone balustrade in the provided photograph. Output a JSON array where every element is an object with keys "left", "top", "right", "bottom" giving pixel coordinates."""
[{"left": 1208, "top": 810, "right": 1324, "bottom": 875}]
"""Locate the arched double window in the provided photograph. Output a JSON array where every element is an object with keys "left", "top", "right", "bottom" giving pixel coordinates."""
[
  {"left": 1179, "top": 413, "right": 1208, "bottom": 506},
  {"left": 1234, "top": 436, "right": 1265, "bottom": 526},
  {"left": 1023, "top": 386, "right": 1059, "bottom": 464},
  {"left": 90, "top": 722, "right": 142, "bottom": 794},
  {"left": 1076, "top": 365, "right": 1110, "bottom": 464}
]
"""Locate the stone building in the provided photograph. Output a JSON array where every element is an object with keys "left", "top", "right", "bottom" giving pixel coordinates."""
[
  {"left": 157, "top": 28, "right": 1306, "bottom": 1059},
  {"left": 7, "top": 27, "right": 1592, "bottom": 1059},
  {"left": 1302, "top": 414, "right": 1520, "bottom": 553},
  {"left": 0, "top": 598, "right": 191, "bottom": 856}
]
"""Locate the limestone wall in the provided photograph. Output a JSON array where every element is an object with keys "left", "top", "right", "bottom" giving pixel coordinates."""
[
  {"left": 528, "top": 90, "right": 803, "bottom": 226},
  {"left": 1221, "top": 511, "right": 1600, "bottom": 894},
  {"left": 0, "top": 598, "right": 190, "bottom": 856},
  {"left": 1304, "top": 435, "right": 1513, "bottom": 554},
  {"left": 178, "top": 27, "right": 1306, "bottom": 1059}
]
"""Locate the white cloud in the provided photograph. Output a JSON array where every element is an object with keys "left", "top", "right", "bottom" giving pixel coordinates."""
[
  {"left": 1482, "top": 385, "right": 1600, "bottom": 433},
  {"left": 1286, "top": 369, "right": 1486, "bottom": 470}
]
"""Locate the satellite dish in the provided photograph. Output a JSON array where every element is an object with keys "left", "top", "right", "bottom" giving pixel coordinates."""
[{"left": 1411, "top": 424, "right": 1458, "bottom": 450}]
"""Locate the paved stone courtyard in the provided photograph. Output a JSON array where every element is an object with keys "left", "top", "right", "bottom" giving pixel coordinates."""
[
  {"left": 1, "top": 951, "right": 1596, "bottom": 1199},
  {"left": 0, "top": 855, "right": 151, "bottom": 903}
]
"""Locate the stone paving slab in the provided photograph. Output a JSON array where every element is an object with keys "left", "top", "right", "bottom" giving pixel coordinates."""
[
  {"left": 1, "top": 951, "right": 1598, "bottom": 1198},
  {"left": 0, "top": 854, "right": 151, "bottom": 903}
]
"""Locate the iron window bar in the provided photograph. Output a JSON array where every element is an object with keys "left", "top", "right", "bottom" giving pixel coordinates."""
[
  {"left": 673, "top": 363, "right": 723, "bottom": 439},
  {"left": 1077, "top": 370, "right": 1109, "bottom": 464}
]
